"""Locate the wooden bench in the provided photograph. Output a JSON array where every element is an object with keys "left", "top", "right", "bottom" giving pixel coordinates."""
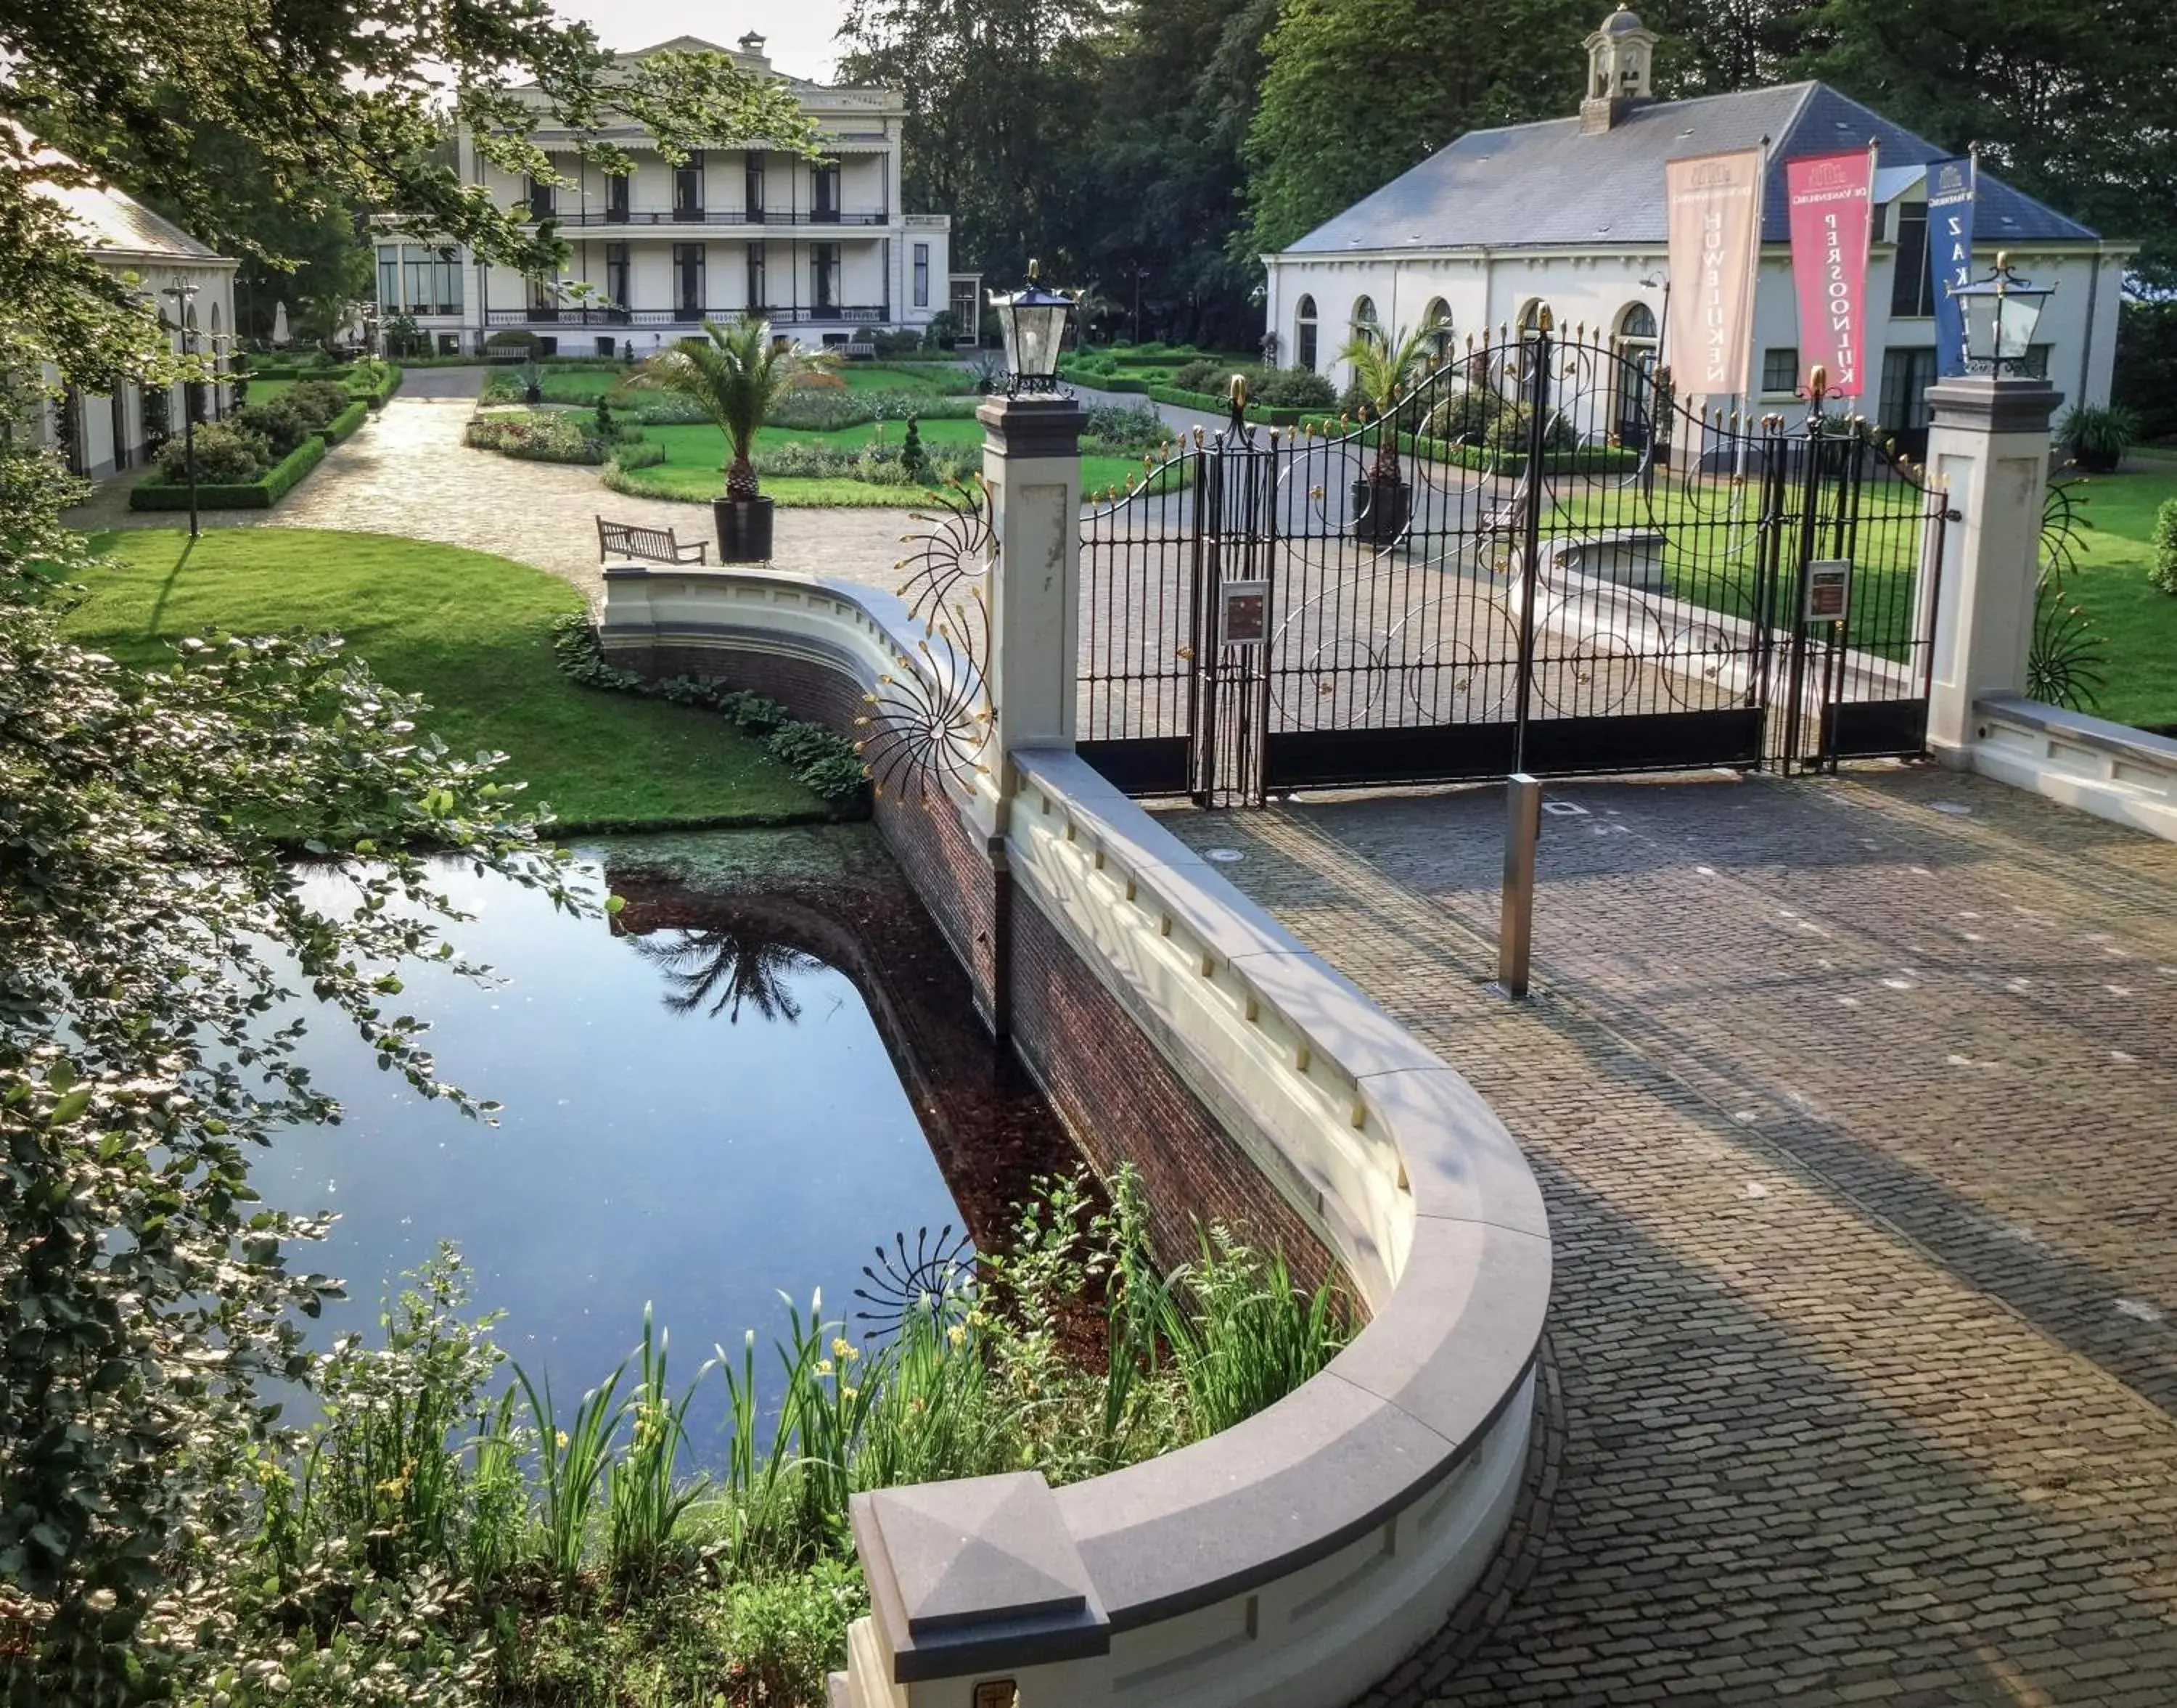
[{"left": 596, "top": 517, "right": 709, "bottom": 565}]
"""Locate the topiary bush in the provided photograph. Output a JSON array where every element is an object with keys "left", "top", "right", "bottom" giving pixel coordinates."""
[
  {"left": 287, "top": 379, "right": 357, "bottom": 429},
  {"left": 234, "top": 397, "right": 319, "bottom": 456},
  {"left": 155, "top": 419, "right": 268, "bottom": 483},
  {"left": 2152, "top": 498, "right": 2177, "bottom": 595}
]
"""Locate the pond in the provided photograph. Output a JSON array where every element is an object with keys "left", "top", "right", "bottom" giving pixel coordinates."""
[{"left": 261, "top": 826, "right": 1078, "bottom": 1451}]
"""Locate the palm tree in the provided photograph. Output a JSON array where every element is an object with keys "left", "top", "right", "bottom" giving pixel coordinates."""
[
  {"left": 631, "top": 315, "right": 832, "bottom": 501},
  {"left": 1336, "top": 321, "right": 1438, "bottom": 488},
  {"left": 630, "top": 926, "right": 820, "bottom": 1025}
]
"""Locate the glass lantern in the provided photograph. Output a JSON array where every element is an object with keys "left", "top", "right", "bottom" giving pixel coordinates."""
[
  {"left": 1949, "top": 252, "right": 2054, "bottom": 377},
  {"left": 988, "top": 259, "right": 1076, "bottom": 395}
]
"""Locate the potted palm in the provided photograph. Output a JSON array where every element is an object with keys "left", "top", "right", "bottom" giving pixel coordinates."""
[
  {"left": 1337, "top": 321, "right": 1436, "bottom": 544},
  {"left": 633, "top": 315, "right": 832, "bottom": 563}
]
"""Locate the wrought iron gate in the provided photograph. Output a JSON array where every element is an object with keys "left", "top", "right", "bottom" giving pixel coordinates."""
[{"left": 1078, "top": 327, "right": 1948, "bottom": 806}]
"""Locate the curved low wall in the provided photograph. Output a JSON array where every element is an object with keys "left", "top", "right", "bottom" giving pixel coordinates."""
[{"left": 598, "top": 565, "right": 1551, "bottom": 1708}]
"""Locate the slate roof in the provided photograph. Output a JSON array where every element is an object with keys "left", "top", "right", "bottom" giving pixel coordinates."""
[
  {"left": 1281, "top": 81, "right": 2097, "bottom": 255},
  {"left": 36, "top": 176, "right": 223, "bottom": 261}
]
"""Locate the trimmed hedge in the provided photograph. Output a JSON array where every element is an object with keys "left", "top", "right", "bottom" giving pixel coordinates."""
[
  {"left": 356, "top": 363, "right": 403, "bottom": 408},
  {"left": 320, "top": 399, "right": 370, "bottom": 443},
  {"left": 128, "top": 433, "right": 328, "bottom": 511}
]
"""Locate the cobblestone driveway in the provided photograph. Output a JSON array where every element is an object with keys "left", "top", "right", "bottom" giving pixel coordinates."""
[
  {"left": 65, "top": 368, "right": 917, "bottom": 597},
  {"left": 1160, "top": 765, "right": 2177, "bottom": 1706}
]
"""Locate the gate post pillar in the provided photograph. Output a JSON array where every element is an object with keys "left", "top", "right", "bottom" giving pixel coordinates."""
[
  {"left": 1922, "top": 377, "right": 2062, "bottom": 760},
  {"left": 978, "top": 395, "right": 1088, "bottom": 768}
]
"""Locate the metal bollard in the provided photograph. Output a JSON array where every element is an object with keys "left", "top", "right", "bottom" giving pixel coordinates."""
[{"left": 1499, "top": 773, "right": 1540, "bottom": 998}]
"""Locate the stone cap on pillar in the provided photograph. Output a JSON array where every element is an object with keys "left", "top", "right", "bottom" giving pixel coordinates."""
[
  {"left": 1924, "top": 376, "right": 2065, "bottom": 435},
  {"left": 850, "top": 1470, "right": 1112, "bottom": 1682},
  {"left": 977, "top": 394, "right": 1090, "bottom": 458}
]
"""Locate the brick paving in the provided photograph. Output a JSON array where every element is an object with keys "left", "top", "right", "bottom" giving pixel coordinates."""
[
  {"left": 1158, "top": 765, "right": 2177, "bottom": 1706},
  {"left": 64, "top": 369, "right": 919, "bottom": 599}
]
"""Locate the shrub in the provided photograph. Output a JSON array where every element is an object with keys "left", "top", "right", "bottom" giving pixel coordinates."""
[
  {"left": 319, "top": 398, "right": 370, "bottom": 443},
  {"left": 609, "top": 439, "right": 667, "bottom": 471},
  {"left": 155, "top": 419, "right": 268, "bottom": 483},
  {"left": 901, "top": 415, "right": 929, "bottom": 484},
  {"left": 2057, "top": 403, "right": 2139, "bottom": 473},
  {"left": 235, "top": 397, "right": 319, "bottom": 456},
  {"left": 485, "top": 328, "right": 537, "bottom": 354},
  {"left": 288, "top": 377, "right": 358, "bottom": 427},
  {"left": 1082, "top": 403, "right": 1168, "bottom": 457},
  {"left": 766, "top": 387, "right": 873, "bottom": 432},
  {"left": 919, "top": 310, "right": 961, "bottom": 350},
  {"left": 871, "top": 327, "right": 923, "bottom": 357},
  {"left": 1164, "top": 358, "right": 1334, "bottom": 411},
  {"left": 721, "top": 1563, "right": 862, "bottom": 1708},
  {"left": 2152, "top": 499, "right": 2177, "bottom": 595}
]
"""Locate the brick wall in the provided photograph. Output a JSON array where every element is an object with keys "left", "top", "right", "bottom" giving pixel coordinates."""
[
  {"left": 1007, "top": 892, "right": 1337, "bottom": 1295},
  {"left": 612, "top": 634, "right": 1338, "bottom": 1297}
]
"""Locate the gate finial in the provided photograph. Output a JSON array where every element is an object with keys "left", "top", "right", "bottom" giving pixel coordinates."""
[{"left": 1229, "top": 373, "right": 1248, "bottom": 430}]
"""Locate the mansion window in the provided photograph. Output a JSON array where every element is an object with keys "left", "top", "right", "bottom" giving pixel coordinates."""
[
  {"left": 1891, "top": 204, "right": 1934, "bottom": 317},
  {"left": 746, "top": 155, "right": 766, "bottom": 221},
  {"left": 913, "top": 242, "right": 930, "bottom": 308},
  {"left": 1295, "top": 295, "right": 1319, "bottom": 371},
  {"left": 674, "top": 160, "right": 705, "bottom": 219},
  {"left": 605, "top": 242, "right": 631, "bottom": 310},
  {"left": 813, "top": 164, "right": 840, "bottom": 223},
  {"left": 377, "top": 244, "right": 463, "bottom": 316},
  {"left": 526, "top": 173, "right": 554, "bottom": 220},
  {"left": 1761, "top": 345, "right": 1800, "bottom": 395},
  {"left": 606, "top": 172, "right": 630, "bottom": 223},
  {"left": 1351, "top": 295, "right": 1380, "bottom": 344},
  {"left": 746, "top": 242, "right": 767, "bottom": 310},
  {"left": 673, "top": 244, "right": 705, "bottom": 317},
  {"left": 813, "top": 242, "right": 840, "bottom": 311}
]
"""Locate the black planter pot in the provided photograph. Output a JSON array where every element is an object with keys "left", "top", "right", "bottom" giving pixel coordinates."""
[
  {"left": 1350, "top": 477, "right": 1412, "bottom": 544},
  {"left": 714, "top": 496, "right": 776, "bottom": 564},
  {"left": 522, "top": 385, "right": 542, "bottom": 406}
]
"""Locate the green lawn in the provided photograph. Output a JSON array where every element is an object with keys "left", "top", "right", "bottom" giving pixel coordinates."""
[
  {"left": 2060, "top": 467, "right": 2177, "bottom": 731},
  {"left": 67, "top": 530, "right": 829, "bottom": 829}
]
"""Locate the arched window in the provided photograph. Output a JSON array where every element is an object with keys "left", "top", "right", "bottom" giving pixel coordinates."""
[
  {"left": 1616, "top": 301, "right": 1657, "bottom": 342},
  {"left": 209, "top": 301, "right": 225, "bottom": 419},
  {"left": 1517, "top": 298, "right": 1551, "bottom": 334},
  {"left": 1350, "top": 295, "right": 1380, "bottom": 346},
  {"left": 1422, "top": 297, "right": 1452, "bottom": 334},
  {"left": 1612, "top": 301, "right": 1662, "bottom": 451},
  {"left": 1295, "top": 294, "right": 1319, "bottom": 373}
]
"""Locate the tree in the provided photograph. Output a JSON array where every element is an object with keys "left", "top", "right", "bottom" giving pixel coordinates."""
[
  {"left": 838, "top": 0, "right": 1108, "bottom": 283},
  {"left": 631, "top": 316, "right": 835, "bottom": 501},
  {"left": 1797, "top": 0, "right": 2177, "bottom": 285},
  {"left": 0, "top": 4, "right": 825, "bottom": 1698},
  {"left": 1239, "top": 0, "right": 1594, "bottom": 258}
]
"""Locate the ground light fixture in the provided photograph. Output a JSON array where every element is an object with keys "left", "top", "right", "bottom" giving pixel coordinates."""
[
  {"left": 1949, "top": 252, "right": 2054, "bottom": 377},
  {"left": 989, "top": 259, "right": 1075, "bottom": 395}
]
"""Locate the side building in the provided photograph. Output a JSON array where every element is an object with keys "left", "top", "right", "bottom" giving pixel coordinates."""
[
  {"left": 380, "top": 34, "right": 977, "bottom": 356},
  {"left": 1261, "top": 8, "right": 2131, "bottom": 454},
  {"left": 30, "top": 168, "right": 238, "bottom": 479}
]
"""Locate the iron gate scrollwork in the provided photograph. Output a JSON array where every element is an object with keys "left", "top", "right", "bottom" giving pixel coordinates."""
[{"left": 1078, "top": 326, "right": 1948, "bottom": 804}]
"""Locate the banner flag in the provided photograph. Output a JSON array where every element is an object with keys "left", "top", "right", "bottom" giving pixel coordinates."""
[
  {"left": 1785, "top": 147, "right": 1877, "bottom": 398},
  {"left": 1664, "top": 148, "right": 1765, "bottom": 398},
  {"left": 1926, "top": 155, "right": 1977, "bottom": 377}
]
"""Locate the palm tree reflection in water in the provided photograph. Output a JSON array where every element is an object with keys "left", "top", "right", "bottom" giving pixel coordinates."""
[{"left": 631, "top": 927, "right": 822, "bottom": 1025}]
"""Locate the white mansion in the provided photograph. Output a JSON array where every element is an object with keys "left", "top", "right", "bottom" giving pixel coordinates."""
[
  {"left": 32, "top": 167, "right": 237, "bottom": 479},
  {"left": 1262, "top": 9, "right": 2131, "bottom": 453},
  {"left": 379, "top": 34, "right": 975, "bottom": 357}
]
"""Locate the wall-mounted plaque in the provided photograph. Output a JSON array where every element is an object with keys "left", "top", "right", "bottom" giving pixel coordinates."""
[
  {"left": 973, "top": 1682, "right": 1020, "bottom": 1708},
  {"left": 1803, "top": 558, "right": 1852, "bottom": 623},
  {"left": 1221, "top": 578, "right": 1270, "bottom": 646}
]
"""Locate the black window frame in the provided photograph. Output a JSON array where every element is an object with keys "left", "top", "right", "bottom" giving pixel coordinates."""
[
  {"left": 1760, "top": 345, "right": 1800, "bottom": 395},
  {"left": 912, "top": 242, "right": 930, "bottom": 308},
  {"left": 1891, "top": 204, "right": 1935, "bottom": 318},
  {"left": 745, "top": 155, "right": 766, "bottom": 222},
  {"left": 673, "top": 243, "right": 705, "bottom": 317},
  {"left": 746, "top": 242, "right": 767, "bottom": 311},
  {"left": 604, "top": 241, "right": 631, "bottom": 311},
  {"left": 813, "top": 163, "right": 840, "bottom": 224},
  {"left": 606, "top": 172, "right": 630, "bottom": 223},
  {"left": 813, "top": 241, "right": 840, "bottom": 311},
  {"left": 525, "top": 173, "right": 555, "bottom": 221},
  {"left": 673, "top": 159, "right": 705, "bottom": 220}
]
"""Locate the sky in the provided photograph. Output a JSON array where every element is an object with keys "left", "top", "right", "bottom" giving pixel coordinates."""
[{"left": 552, "top": 0, "right": 853, "bottom": 83}]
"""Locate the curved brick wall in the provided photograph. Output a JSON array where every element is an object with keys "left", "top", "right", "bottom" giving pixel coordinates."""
[{"left": 599, "top": 566, "right": 1551, "bottom": 1708}]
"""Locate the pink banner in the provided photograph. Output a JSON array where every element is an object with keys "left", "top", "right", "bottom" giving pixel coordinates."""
[{"left": 1785, "top": 149, "right": 1877, "bottom": 398}]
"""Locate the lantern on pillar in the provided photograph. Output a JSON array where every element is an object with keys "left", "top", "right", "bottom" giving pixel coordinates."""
[
  {"left": 1948, "top": 252, "right": 2054, "bottom": 378},
  {"left": 988, "top": 260, "right": 1075, "bottom": 395}
]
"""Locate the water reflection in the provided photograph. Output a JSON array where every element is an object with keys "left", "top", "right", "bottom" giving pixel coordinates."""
[
  {"left": 264, "top": 836, "right": 1072, "bottom": 1453},
  {"left": 631, "top": 927, "right": 820, "bottom": 1025}
]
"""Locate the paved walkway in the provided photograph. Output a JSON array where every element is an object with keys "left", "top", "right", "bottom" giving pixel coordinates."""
[
  {"left": 65, "top": 369, "right": 918, "bottom": 599},
  {"left": 1158, "top": 765, "right": 2177, "bottom": 1706}
]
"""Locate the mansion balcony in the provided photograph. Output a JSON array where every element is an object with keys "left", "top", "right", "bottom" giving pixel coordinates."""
[
  {"left": 530, "top": 207, "right": 894, "bottom": 229},
  {"left": 485, "top": 304, "right": 891, "bottom": 327}
]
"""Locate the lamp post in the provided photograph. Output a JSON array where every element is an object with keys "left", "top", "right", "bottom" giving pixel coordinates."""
[
  {"left": 988, "top": 260, "right": 1077, "bottom": 395},
  {"left": 1949, "top": 252, "right": 2054, "bottom": 378},
  {"left": 160, "top": 279, "right": 202, "bottom": 541}
]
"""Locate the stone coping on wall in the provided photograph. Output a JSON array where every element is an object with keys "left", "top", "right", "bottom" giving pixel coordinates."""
[
  {"left": 1972, "top": 691, "right": 2177, "bottom": 842},
  {"left": 596, "top": 562, "right": 1553, "bottom": 1706}
]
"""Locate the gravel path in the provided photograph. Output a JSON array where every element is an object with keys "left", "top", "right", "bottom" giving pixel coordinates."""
[{"left": 65, "top": 368, "right": 919, "bottom": 601}]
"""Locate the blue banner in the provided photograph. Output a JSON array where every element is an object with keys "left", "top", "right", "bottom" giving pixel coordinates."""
[{"left": 1927, "top": 156, "right": 1976, "bottom": 377}]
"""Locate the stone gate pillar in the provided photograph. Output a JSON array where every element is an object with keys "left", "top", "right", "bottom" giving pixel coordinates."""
[
  {"left": 978, "top": 395, "right": 1088, "bottom": 769},
  {"left": 1922, "top": 376, "right": 2063, "bottom": 759}
]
